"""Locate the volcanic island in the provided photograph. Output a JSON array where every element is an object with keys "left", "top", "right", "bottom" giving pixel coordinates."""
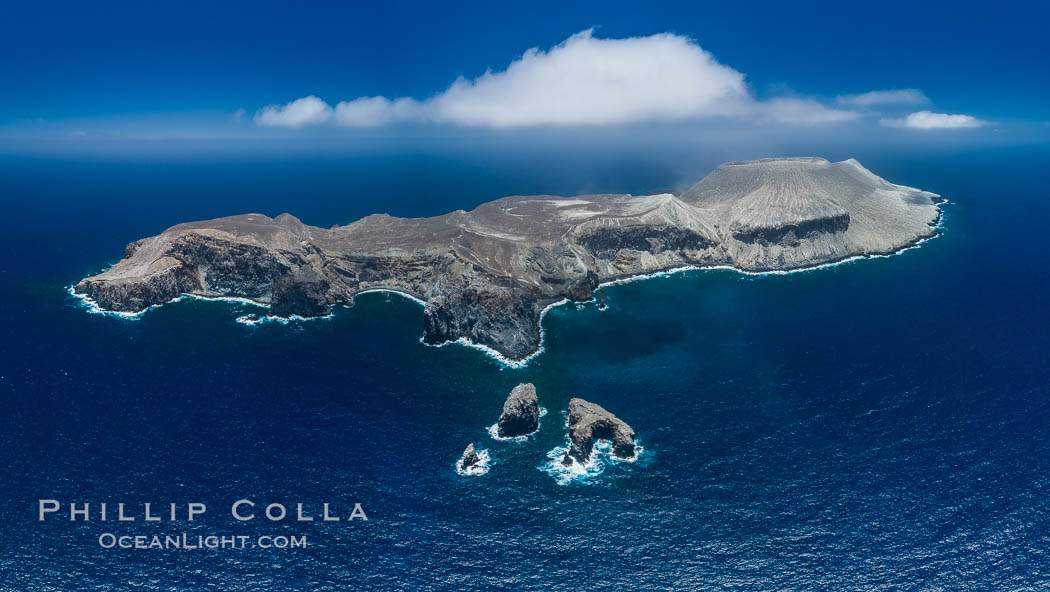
[{"left": 74, "top": 158, "right": 943, "bottom": 364}]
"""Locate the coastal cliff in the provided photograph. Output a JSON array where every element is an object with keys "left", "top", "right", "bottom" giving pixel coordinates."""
[{"left": 74, "top": 158, "right": 942, "bottom": 362}]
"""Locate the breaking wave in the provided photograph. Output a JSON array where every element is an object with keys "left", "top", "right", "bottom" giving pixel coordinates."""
[
  {"left": 538, "top": 438, "right": 644, "bottom": 486},
  {"left": 487, "top": 407, "right": 547, "bottom": 442},
  {"left": 455, "top": 448, "right": 492, "bottom": 477}
]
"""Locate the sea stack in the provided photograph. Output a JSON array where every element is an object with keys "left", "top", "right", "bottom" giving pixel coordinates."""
[
  {"left": 497, "top": 383, "right": 540, "bottom": 438},
  {"left": 458, "top": 443, "right": 482, "bottom": 473},
  {"left": 562, "top": 398, "right": 636, "bottom": 466}
]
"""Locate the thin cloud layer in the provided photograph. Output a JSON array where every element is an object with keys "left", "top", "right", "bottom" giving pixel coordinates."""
[
  {"left": 880, "top": 110, "right": 989, "bottom": 129},
  {"left": 335, "top": 97, "right": 423, "bottom": 127},
  {"left": 760, "top": 98, "right": 858, "bottom": 124},
  {"left": 837, "top": 89, "right": 929, "bottom": 107},
  {"left": 254, "top": 30, "right": 857, "bottom": 128},
  {"left": 255, "top": 96, "right": 333, "bottom": 128}
]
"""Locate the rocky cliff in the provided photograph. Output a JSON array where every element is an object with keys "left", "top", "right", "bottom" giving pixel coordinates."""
[{"left": 74, "top": 158, "right": 942, "bottom": 362}]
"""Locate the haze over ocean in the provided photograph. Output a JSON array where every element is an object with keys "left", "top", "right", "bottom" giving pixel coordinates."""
[{"left": 2, "top": 142, "right": 1049, "bottom": 589}]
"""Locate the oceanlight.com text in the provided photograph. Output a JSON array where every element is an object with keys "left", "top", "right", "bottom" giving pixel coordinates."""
[{"left": 97, "top": 533, "right": 307, "bottom": 550}]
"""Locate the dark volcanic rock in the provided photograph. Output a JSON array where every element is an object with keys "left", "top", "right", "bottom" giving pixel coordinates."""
[
  {"left": 76, "top": 256, "right": 202, "bottom": 312},
  {"left": 271, "top": 267, "right": 331, "bottom": 317},
  {"left": 576, "top": 225, "right": 714, "bottom": 259},
  {"left": 74, "top": 158, "right": 942, "bottom": 361},
  {"left": 567, "top": 271, "right": 600, "bottom": 302},
  {"left": 561, "top": 398, "right": 636, "bottom": 465},
  {"left": 422, "top": 288, "right": 542, "bottom": 360},
  {"left": 730, "top": 212, "right": 851, "bottom": 246},
  {"left": 496, "top": 383, "right": 540, "bottom": 438},
  {"left": 458, "top": 443, "right": 482, "bottom": 472},
  {"left": 170, "top": 233, "right": 288, "bottom": 298}
]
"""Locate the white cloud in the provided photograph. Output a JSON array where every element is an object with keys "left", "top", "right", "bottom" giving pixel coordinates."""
[
  {"left": 880, "top": 110, "right": 990, "bottom": 129},
  {"left": 420, "top": 29, "right": 750, "bottom": 126},
  {"left": 253, "top": 30, "right": 865, "bottom": 128},
  {"left": 333, "top": 96, "right": 423, "bottom": 127},
  {"left": 837, "top": 89, "right": 929, "bottom": 107},
  {"left": 254, "top": 96, "right": 333, "bottom": 127}
]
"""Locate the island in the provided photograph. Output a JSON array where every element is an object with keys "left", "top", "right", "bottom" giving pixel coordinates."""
[
  {"left": 457, "top": 443, "right": 484, "bottom": 475},
  {"left": 496, "top": 383, "right": 541, "bottom": 438},
  {"left": 73, "top": 157, "right": 943, "bottom": 363},
  {"left": 561, "top": 398, "right": 638, "bottom": 466}
]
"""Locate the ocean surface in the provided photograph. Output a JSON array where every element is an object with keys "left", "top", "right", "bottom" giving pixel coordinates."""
[{"left": 2, "top": 146, "right": 1049, "bottom": 590}]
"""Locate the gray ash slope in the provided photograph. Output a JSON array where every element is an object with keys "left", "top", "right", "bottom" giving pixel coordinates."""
[{"left": 75, "top": 157, "right": 942, "bottom": 361}]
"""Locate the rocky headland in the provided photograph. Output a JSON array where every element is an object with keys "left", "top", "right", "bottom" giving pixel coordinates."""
[{"left": 73, "top": 157, "right": 943, "bottom": 363}]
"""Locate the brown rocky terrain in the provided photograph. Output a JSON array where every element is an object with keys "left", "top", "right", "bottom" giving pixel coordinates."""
[{"left": 74, "top": 157, "right": 942, "bottom": 361}]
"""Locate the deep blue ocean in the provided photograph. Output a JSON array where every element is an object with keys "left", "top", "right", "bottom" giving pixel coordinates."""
[{"left": 2, "top": 145, "right": 1049, "bottom": 590}]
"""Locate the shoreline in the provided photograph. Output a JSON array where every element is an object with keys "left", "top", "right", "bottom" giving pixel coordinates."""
[
  {"left": 595, "top": 204, "right": 945, "bottom": 289},
  {"left": 68, "top": 202, "right": 946, "bottom": 369},
  {"left": 421, "top": 298, "right": 569, "bottom": 369}
]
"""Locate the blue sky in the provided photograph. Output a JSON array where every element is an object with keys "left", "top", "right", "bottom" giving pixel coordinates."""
[{"left": 2, "top": 0, "right": 1048, "bottom": 154}]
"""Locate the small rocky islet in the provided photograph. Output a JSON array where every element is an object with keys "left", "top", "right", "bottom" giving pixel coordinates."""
[
  {"left": 496, "top": 383, "right": 540, "bottom": 438},
  {"left": 457, "top": 443, "right": 483, "bottom": 473},
  {"left": 561, "top": 398, "right": 637, "bottom": 466},
  {"left": 458, "top": 383, "right": 638, "bottom": 479}
]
